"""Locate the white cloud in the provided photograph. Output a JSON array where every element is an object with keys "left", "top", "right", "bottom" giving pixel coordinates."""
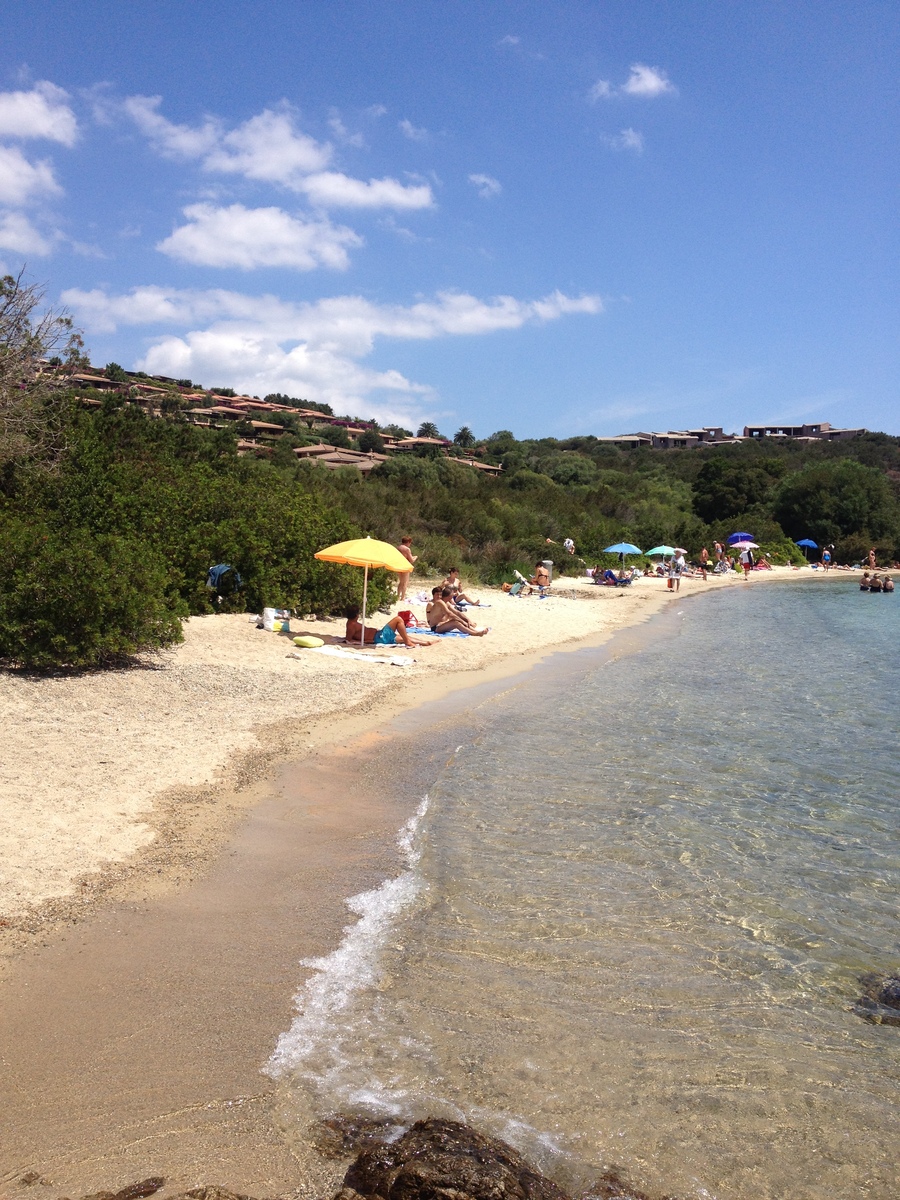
[
  {"left": 499, "top": 35, "right": 520, "bottom": 46},
  {"left": 468, "top": 173, "right": 502, "bottom": 199},
  {"left": 0, "top": 210, "right": 53, "bottom": 255},
  {"left": 65, "top": 284, "right": 602, "bottom": 346},
  {"left": 157, "top": 203, "right": 362, "bottom": 270},
  {"left": 365, "top": 104, "right": 388, "bottom": 118},
  {"left": 589, "top": 63, "right": 677, "bottom": 101},
  {"left": 63, "top": 284, "right": 602, "bottom": 421},
  {"left": 602, "top": 128, "right": 644, "bottom": 153},
  {"left": 125, "top": 96, "right": 432, "bottom": 209},
  {"left": 204, "top": 107, "right": 332, "bottom": 183},
  {"left": 0, "top": 82, "right": 78, "bottom": 145},
  {"left": 299, "top": 171, "right": 433, "bottom": 210},
  {"left": 399, "top": 118, "right": 427, "bottom": 142},
  {"left": 328, "top": 110, "right": 364, "bottom": 147},
  {"left": 123, "top": 94, "right": 221, "bottom": 158},
  {"left": 0, "top": 144, "right": 62, "bottom": 205},
  {"left": 622, "top": 63, "right": 677, "bottom": 97}
]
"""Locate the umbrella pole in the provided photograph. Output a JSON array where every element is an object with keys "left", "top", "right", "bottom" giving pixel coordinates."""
[{"left": 361, "top": 564, "right": 368, "bottom": 646}]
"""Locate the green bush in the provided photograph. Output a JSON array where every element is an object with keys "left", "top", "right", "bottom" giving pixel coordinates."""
[{"left": 0, "top": 521, "right": 184, "bottom": 668}]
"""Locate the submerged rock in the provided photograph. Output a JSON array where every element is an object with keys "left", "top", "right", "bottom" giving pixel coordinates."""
[
  {"left": 580, "top": 1168, "right": 677, "bottom": 1200},
  {"left": 70, "top": 1182, "right": 165, "bottom": 1200},
  {"left": 341, "top": 1118, "right": 571, "bottom": 1200},
  {"left": 854, "top": 972, "right": 900, "bottom": 1026},
  {"left": 313, "top": 1114, "right": 405, "bottom": 1159}
]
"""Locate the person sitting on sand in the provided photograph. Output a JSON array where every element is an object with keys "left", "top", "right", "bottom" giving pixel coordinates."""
[
  {"left": 442, "top": 567, "right": 482, "bottom": 606},
  {"left": 345, "top": 606, "right": 436, "bottom": 647},
  {"left": 426, "top": 588, "right": 490, "bottom": 635},
  {"left": 427, "top": 585, "right": 476, "bottom": 628},
  {"left": 520, "top": 561, "right": 550, "bottom": 595},
  {"left": 753, "top": 555, "right": 773, "bottom": 570}
]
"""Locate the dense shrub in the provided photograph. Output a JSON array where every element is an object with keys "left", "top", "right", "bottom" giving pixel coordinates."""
[{"left": 0, "top": 520, "right": 184, "bottom": 668}]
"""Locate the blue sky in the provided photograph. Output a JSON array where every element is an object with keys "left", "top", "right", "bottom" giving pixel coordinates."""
[{"left": 2, "top": 1, "right": 897, "bottom": 437}]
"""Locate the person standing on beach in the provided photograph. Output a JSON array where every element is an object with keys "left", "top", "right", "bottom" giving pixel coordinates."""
[
  {"left": 739, "top": 546, "right": 754, "bottom": 578},
  {"left": 868, "top": 547, "right": 877, "bottom": 569},
  {"left": 670, "top": 550, "right": 685, "bottom": 592},
  {"left": 397, "top": 536, "right": 417, "bottom": 601}
]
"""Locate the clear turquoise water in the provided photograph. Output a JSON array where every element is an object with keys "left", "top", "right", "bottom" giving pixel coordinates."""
[{"left": 270, "top": 580, "right": 900, "bottom": 1200}]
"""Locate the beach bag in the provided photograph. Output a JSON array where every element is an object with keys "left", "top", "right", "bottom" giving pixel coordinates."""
[
  {"left": 398, "top": 610, "right": 415, "bottom": 627},
  {"left": 263, "top": 607, "right": 291, "bottom": 632}
]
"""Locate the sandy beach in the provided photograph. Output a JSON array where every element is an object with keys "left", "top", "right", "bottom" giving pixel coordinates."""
[
  {"left": 0, "top": 571, "right": 714, "bottom": 929},
  {"left": 0, "top": 567, "right": 812, "bottom": 1200}
]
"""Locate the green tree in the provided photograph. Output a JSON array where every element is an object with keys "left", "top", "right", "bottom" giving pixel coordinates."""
[
  {"left": 693, "top": 456, "right": 778, "bottom": 523},
  {"left": 417, "top": 421, "right": 442, "bottom": 439},
  {"left": 453, "top": 425, "right": 475, "bottom": 448},
  {"left": 104, "top": 362, "right": 129, "bottom": 382},
  {"left": 0, "top": 271, "right": 83, "bottom": 469},
  {"left": 774, "top": 460, "right": 900, "bottom": 553},
  {"left": 359, "top": 428, "right": 386, "bottom": 453}
]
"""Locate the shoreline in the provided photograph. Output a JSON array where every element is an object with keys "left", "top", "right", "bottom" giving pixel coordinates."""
[
  {"left": 0, "top": 594, "right": 696, "bottom": 1200},
  {"left": 0, "top": 566, "right": 837, "bottom": 970},
  {"left": 0, "top": 568, "right": 835, "bottom": 1198}
]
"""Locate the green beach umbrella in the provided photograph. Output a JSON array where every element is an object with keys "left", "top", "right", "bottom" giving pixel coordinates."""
[{"left": 645, "top": 545, "right": 676, "bottom": 557}]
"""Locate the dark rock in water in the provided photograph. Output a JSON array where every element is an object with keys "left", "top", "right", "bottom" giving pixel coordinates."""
[
  {"left": 113, "top": 1183, "right": 166, "bottom": 1200},
  {"left": 853, "top": 972, "right": 900, "bottom": 1026},
  {"left": 182, "top": 1190, "right": 253, "bottom": 1200},
  {"left": 342, "top": 1118, "right": 570, "bottom": 1200},
  {"left": 580, "top": 1167, "right": 677, "bottom": 1200},
  {"left": 314, "top": 1114, "right": 404, "bottom": 1159},
  {"left": 79, "top": 1184, "right": 165, "bottom": 1200}
]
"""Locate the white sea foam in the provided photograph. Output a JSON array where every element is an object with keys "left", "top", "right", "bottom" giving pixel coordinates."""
[{"left": 265, "top": 796, "right": 429, "bottom": 1081}]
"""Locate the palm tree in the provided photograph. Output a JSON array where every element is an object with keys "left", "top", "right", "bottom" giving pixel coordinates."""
[
  {"left": 453, "top": 425, "right": 475, "bottom": 448},
  {"left": 417, "top": 421, "right": 442, "bottom": 439}
]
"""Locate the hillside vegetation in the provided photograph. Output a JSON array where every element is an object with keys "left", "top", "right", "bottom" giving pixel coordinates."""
[{"left": 3, "top": 274, "right": 899, "bottom": 667}]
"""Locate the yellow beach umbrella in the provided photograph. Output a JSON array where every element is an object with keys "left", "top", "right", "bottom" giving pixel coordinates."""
[{"left": 314, "top": 536, "right": 411, "bottom": 645}]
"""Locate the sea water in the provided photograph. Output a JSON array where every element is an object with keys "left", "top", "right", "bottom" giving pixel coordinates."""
[{"left": 268, "top": 580, "right": 900, "bottom": 1200}]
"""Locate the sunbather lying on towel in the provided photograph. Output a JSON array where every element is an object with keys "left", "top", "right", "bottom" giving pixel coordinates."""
[{"left": 345, "top": 606, "right": 436, "bottom": 647}]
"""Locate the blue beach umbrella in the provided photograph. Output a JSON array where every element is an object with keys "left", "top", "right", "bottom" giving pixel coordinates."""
[
  {"left": 727, "top": 532, "right": 755, "bottom": 545},
  {"left": 796, "top": 537, "right": 818, "bottom": 562},
  {"left": 604, "top": 542, "right": 643, "bottom": 570}
]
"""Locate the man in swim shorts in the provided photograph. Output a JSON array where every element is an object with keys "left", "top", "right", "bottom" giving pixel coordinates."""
[{"left": 345, "top": 606, "right": 436, "bottom": 646}]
